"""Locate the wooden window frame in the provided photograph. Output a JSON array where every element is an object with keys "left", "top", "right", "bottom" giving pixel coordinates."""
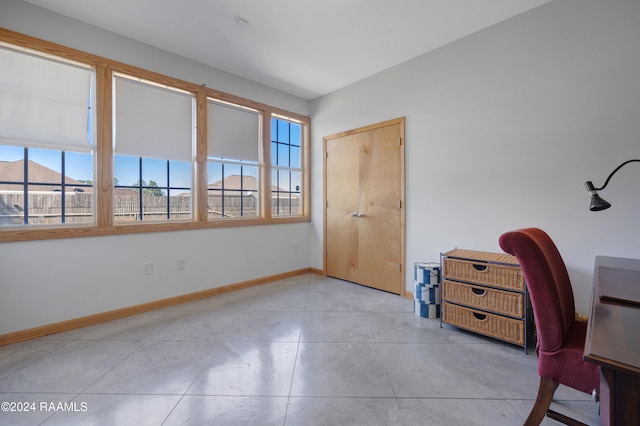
[{"left": 0, "top": 28, "right": 309, "bottom": 242}]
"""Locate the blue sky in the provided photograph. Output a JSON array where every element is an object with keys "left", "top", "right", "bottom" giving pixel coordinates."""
[
  {"left": 0, "top": 145, "right": 94, "bottom": 182},
  {"left": 113, "top": 155, "right": 191, "bottom": 188}
]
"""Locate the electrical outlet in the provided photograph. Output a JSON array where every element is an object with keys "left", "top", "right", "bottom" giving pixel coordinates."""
[
  {"left": 177, "top": 258, "right": 185, "bottom": 270},
  {"left": 292, "top": 243, "right": 297, "bottom": 253},
  {"left": 144, "top": 262, "right": 154, "bottom": 275}
]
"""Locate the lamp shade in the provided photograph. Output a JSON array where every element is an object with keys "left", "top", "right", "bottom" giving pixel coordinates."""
[
  {"left": 589, "top": 194, "right": 611, "bottom": 211},
  {"left": 584, "top": 181, "right": 611, "bottom": 211}
]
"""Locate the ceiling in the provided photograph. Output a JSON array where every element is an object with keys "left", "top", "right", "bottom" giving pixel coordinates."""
[{"left": 23, "top": 0, "right": 551, "bottom": 100}]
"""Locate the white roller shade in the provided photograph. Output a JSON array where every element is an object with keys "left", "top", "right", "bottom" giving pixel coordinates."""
[
  {"left": 0, "top": 46, "right": 93, "bottom": 152},
  {"left": 114, "top": 75, "right": 194, "bottom": 161},
  {"left": 207, "top": 100, "right": 260, "bottom": 162}
]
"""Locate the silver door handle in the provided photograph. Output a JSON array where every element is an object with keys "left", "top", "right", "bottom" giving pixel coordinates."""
[{"left": 357, "top": 212, "right": 365, "bottom": 217}]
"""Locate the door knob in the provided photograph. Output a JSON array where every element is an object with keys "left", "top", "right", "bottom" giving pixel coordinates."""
[
  {"left": 351, "top": 212, "right": 358, "bottom": 217},
  {"left": 357, "top": 212, "right": 365, "bottom": 217}
]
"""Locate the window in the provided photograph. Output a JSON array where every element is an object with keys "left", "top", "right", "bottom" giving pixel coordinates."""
[
  {"left": 206, "top": 99, "right": 261, "bottom": 219},
  {"left": 113, "top": 157, "right": 192, "bottom": 222},
  {"left": 0, "top": 43, "right": 95, "bottom": 227},
  {"left": 0, "top": 30, "right": 309, "bottom": 241},
  {"left": 271, "top": 116, "right": 303, "bottom": 216},
  {"left": 112, "top": 74, "right": 194, "bottom": 223},
  {"left": 0, "top": 147, "right": 93, "bottom": 226}
]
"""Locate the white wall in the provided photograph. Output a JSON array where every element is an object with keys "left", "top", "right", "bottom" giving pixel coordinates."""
[
  {"left": 0, "top": 0, "right": 311, "bottom": 335},
  {"left": 1, "top": 225, "right": 310, "bottom": 333},
  {"left": 310, "top": 0, "right": 640, "bottom": 315}
]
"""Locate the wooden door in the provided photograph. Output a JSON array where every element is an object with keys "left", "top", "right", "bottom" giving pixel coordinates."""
[{"left": 324, "top": 118, "right": 404, "bottom": 295}]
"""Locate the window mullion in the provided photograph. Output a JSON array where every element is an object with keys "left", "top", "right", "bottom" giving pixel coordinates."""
[
  {"left": 288, "top": 124, "right": 292, "bottom": 168},
  {"left": 96, "top": 64, "right": 113, "bottom": 227},
  {"left": 23, "top": 147, "right": 29, "bottom": 225},
  {"left": 288, "top": 169, "right": 293, "bottom": 215},
  {"left": 262, "top": 112, "right": 272, "bottom": 219},
  {"left": 240, "top": 165, "right": 244, "bottom": 216},
  {"left": 221, "top": 163, "right": 225, "bottom": 217},
  {"left": 138, "top": 157, "right": 143, "bottom": 221},
  {"left": 166, "top": 160, "right": 170, "bottom": 220},
  {"left": 275, "top": 167, "right": 280, "bottom": 215},
  {"left": 61, "top": 151, "right": 66, "bottom": 223},
  {"left": 195, "top": 91, "right": 208, "bottom": 222}
]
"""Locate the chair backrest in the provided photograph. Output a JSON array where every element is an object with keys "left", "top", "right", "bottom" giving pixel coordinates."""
[{"left": 499, "top": 228, "right": 575, "bottom": 353}]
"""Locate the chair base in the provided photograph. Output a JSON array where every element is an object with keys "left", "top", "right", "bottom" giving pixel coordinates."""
[
  {"left": 547, "top": 409, "right": 590, "bottom": 426},
  {"left": 524, "top": 377, "right": 593, "bottom": 426},
  {"left": 524, "top": 377, "right": 556, "bottom": 425}
]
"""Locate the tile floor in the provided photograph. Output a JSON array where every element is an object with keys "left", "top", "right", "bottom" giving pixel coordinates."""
[{"left": 0, "top": 273, "right": 599, "bottom": 425}]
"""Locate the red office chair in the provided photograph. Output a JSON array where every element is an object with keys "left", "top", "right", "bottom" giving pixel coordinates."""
[{"left": 499, "top": 228, "right": 599, "bottom": 426}]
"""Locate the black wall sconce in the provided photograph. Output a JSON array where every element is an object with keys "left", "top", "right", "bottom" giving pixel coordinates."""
[{"left": 584, "top": 159, "right": 640, "bottom": 211}]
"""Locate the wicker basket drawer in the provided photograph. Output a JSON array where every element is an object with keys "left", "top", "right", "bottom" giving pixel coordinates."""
[
  {"left": 442, "top": 280, "right": 524, "bottom": 318},
  {"left": 442, "top": 257, "right": 524, "bottom": 291},
  {"left": 442, "top": 302, "right": 524, "bottom": 346}
]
